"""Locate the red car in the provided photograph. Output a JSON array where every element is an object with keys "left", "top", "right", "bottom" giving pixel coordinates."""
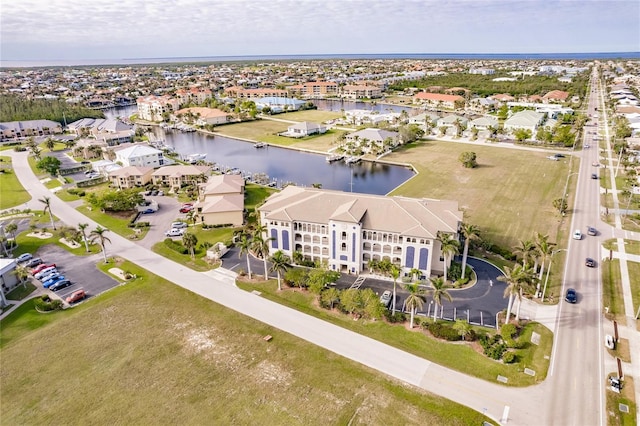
[
  {"left": 31, "top": 263, "right": 56, "bottom": 275},
  {"left": 179, "top": 205, "right": 194, "bottom": 213},
  {"left": 66, "top": 289, "right": 86, "bottom": 304}
]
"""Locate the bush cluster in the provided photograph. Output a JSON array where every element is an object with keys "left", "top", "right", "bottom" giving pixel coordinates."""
[
  {"left": 447, "top": 262, "right": 472, "bottom": 282},
  {"left": 202, "top": 223, "right": 232, "bottom": 229},
  {"left": 67, "top": 188, "right": 86, "bottom": 197},
  {"left": 427, "top": 322, "right": 462, "bottom": 341},
  {"left": 489, "top": 244, "right": 516, "bottom": 261},
  {"left": 479, "top": 334, "right": 507, "bottom": 360},
  {"left": 128, "top": 221, "right": 149, "bottom": 229},
  {"left": 163, "top": 238, "right": 187, "bottom": 254},
  {"left": 34, "top": 295, "right": 63, "bottom": 312},
  {"left": 383, "top": 310, "right": 407, "bottom": 323},
  {"left": 502, "top": 351, "right": 517, "bottom": 364}
]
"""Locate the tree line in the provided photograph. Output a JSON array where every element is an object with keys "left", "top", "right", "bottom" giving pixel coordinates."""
[{"left": 0, "top": 94, "right": 104, "bottom": 124}]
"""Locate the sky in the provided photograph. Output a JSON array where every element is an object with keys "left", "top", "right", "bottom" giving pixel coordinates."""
[{"left": 1, "top": 0, "right": 639, "bottom": 62}]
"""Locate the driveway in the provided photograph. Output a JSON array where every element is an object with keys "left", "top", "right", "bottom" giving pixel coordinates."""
[{"left": 134, "top": 195, "right": 183, "bottom": 249}]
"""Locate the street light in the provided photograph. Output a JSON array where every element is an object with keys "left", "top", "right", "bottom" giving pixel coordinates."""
[
  {"left": 560, "top": 172, "right": 579, "bottom": 216},
  {"left": 542, "top": 248, "right": 567, "bottom": 302}
]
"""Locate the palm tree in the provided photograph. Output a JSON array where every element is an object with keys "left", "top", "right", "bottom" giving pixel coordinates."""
[
  {"left": 238, "top": 234, "right": 253, "bottom": 279},
  {"left": 321, "top": 287, "right": 340, "bottom": 309},
  {"left": 39, "top": 196, "right": 56, "bottom": 230},
  {"left": 514, "top": 240, "right": 536, "bottom": 268},
  {"left": 89, "top": 226, "right": 111, "bottom": 263},
  {"left": 252, "top": 224, "right": 273, "bottom": 279},
  {"left": 269, "top": 250, "right": 290, "bottom": 291},
  {"left": 182, "top": 232, "right": 198, "bottom": 259},
  {"left": 389, "top": 264, "right": 401, "bottom": 315},
  {"left": 453, "top": 319, "right": 472, "bottom": 341},
  {"left": 4, "top": 223, "right": 17, "bottom": 241},
  {"left": 498, "top": 264, "right": 537, "bottom": 323},
  {"left": 13, "top": 264, "right": 31, "bottom": 289},
  {"left": 460, "top": 223, "right": 480, "bottom": 280},
  {"left": 78, "top": 223, "right": 90, "bottom": 252},
  {"left": 437, "top": 231, "right": 460, "bottom": 283},
  {"left": 44, "top": 138, "right": 56, "bottom": 151},
  {"left": 429, "top": 276, "right": 452, "bottom": 321},
  {"left": 535, "top": 233, "right": 555, "bottom": 285},
  {"left": 404, "top": 282, "right": 427, "bottom": 328},
  {"left": 31, "top": 147, "right": 42, "bottom": 160},
  {"left": 513, "top": 266, "right": 537, "bottom": 321},
  {"left": 410, "top": 268, "right": 422, "bottom": 281}
]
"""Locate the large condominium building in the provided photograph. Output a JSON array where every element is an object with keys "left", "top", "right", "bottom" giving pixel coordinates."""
[
  {"left": 288, "top": 81, "right": 339, "bottom": 98},
  {"left": 258, "top": 187, "right": 463, "bottom": 278},
  {"left": 136, "top": 95, "right": 181, "bottom": 121}
]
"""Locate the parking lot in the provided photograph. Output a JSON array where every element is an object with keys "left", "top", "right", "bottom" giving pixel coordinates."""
[{"left": 34, "top": 244, "right": 120, "bottom": 304}]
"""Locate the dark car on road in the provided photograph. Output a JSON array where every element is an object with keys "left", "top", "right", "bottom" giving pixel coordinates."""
[
  {"left": 585, "top": 258, "right": 596, "bottom": 267},
  {"left": 591, "top": 173, "right": 598, "bottom": 179},
  {"left": 565, "top": 288, "right": 577, "bottom": 303},
  {"left": 587, "top": 226, "right": 597, "bottom": 236}
]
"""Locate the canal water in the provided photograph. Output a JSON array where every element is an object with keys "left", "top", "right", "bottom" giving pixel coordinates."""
[{"left": 104, "top": 104, "right": 415, "bottom": 195}]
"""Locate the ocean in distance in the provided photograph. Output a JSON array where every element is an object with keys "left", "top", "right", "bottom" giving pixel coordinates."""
[{"left": 2, "top": 52, "right": 639, "bottom": 68}]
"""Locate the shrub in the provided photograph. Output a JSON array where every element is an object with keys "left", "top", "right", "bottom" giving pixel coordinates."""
[
  {"left": 383, "top": 310, "right": 407, "bottom": 323},
  {"left": 489, "top": 244, "right": 516, "bottom": 261},
  {"left": 34, "top": 295, "right": 63, "bottom": 312},
  {"left": 479, "top": 334, "right": 507, "bottom": 359},
  {"left": 501, "top": 323, "right": 517, "bottom": 340},
  {"left": 502, "top": 351, "right": 517, "bottom": 363},
  {"left": 163, "top": 238, "right": 188, "bottom": 254},
  {"left": 427, "top": 322, "right": 462, "bottom": 341},
  {"left": 448, "top": 262, "right": 472, "bottom": 282}
]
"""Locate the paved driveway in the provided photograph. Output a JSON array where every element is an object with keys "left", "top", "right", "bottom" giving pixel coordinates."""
[
  {"left": 134, "top": 195, "right": 184, "bottom": 249},
  {"left": 35, "top": 244, "right": 119, "bottom": 302}
]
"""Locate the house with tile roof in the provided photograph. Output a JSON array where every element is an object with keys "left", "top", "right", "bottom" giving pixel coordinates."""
[
  {"left": 196, "top": 174, "right": 245, "bottom": 226},
  {"left": 340, "top": 85, "right": 383, "bottom": 99},
  {"left": 413, "top": 92, "right": 465, "bottom": 109},
  {"left": 542, "top": 90, "right": 570, "bottom": 103},
  {"left": 224, "top": 86, "right": 288, "bottom": 99},
  {"left": 503, "top": 110, "right": 545, "bottom": 133},
  {"left": 108, "top": 166, "right": 154, "bottom": 189},
  {"left": 137, "top": 95, "right": 181, "bottom": 121},
  {"left": 66, "top": 117, "right": 134, "bottom": 145},
  {"left": 258, "top": 186, "right": 463, "bottom": 277},
  {"left": 288, "top": 81, "right": 339, "bottom": 98},
  {"left": 174, "top": 107, "right": 233, "bottom": 126},
  {"left": 345, "top": 128, "right": 400, "bottom": 152},
  {"left": 281, "top": 121, "right": 327, "bottom": 138},
  {"left": 115, "top": 144, "right": 165, "bottom": 168}
]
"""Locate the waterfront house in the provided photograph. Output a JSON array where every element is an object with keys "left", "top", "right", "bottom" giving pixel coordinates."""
[
  {"left": 413, "top": 92, "right": 465, "bottom": 110},
  {"left": 542, "top": 90, "right": 570, "bottom": 103},
  {"left": 344, "top": 128, "right": 400, "bottom": 152},
  {"left": 108, "top": 166, "right": 154, "bottom": 189},
  {"left": 255, "top": 97, "right": 306, "bottom": 113},
  {"left": 258, "top": 186, "right": 462, "bottom": 277},
  {"left": 66, "top": 117, "right": 134, "bottom": 145},
  {"left": 114, "top": 144, "right": 165, "bottom": 168},
  {"left": 196, "top": 174, "right": 245, "bottom": 227},
  {"left": 136, "top": 95, "right": 181, "bottom": 121},
  {"left": 174, "top": 107, "right": 233, "bottom": 126},
  {"left": 281, "top": 121, "right": 327, "bottom": 138},
  {"left": 151, "top": 165, "right": 211, "bottom": 191},
  {"left": 340, "top": 84, "right": 383, "bottom": 99},
  {"left": 224, "top": 86, "right": 288, "bottom": 99}
]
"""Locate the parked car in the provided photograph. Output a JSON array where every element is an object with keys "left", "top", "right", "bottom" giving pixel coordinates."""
[
  {"left": 16, "top": 253, "right": 33, "bottom": 263},
  {"left": 157, "top": 190, "right": 164, "bottom": 196},
  {"left": 587, "top": 226, "right": 597, "bottom": 236},
  {"left": 179, "top": 205, "right": 194, "bottom": 213},
  {"left": 171, "top": 222, "right": 188, "bottom": 229},
  {"left": 66, "top": 289, "right": 86, "bottom": 303},
  {"left": 572, "top": 229, "right": 582, "bottom": 240},
  {"left": 39, "top": 270, "right": 61, "bottom": 283},
  {"left": 33, "top": 265, "right": 57, "bottom": 279},
  {"left": 164, "top": 228, "right": 185, "bottom": 237},
  {"left": 43, "top": 275, "right": 65, "bottom": 288},
  {"left": 49, "top": 279, "right": 72, "bottom": 291},
  {"left": 585, "top": 258, "right": 596, "bottom": 267},
  {"left": 26, "top": 257, "right": 43, "bottom": 268},
  {"left": 150, "top": 190, "right": 159, "bottom": 196},
  {"left": 565, "top": 288, "right": 577, "bottom": 304},
  {"left": 379, "top": 290, "right": 392, "bottom": 308},
  {"left": 141, "top": 208, "right": 156, "bottom": 214}
]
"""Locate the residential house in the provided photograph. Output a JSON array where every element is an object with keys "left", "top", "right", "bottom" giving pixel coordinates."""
[
  {"left": 468, "top": 116, "right": 498, "bottom": 130},
  {"left": 281, "top": 121, "right": 327, "bottom": 138},
  {"left": 108, "top": 166, "right": 154, "bottom": 189},
  {"left": 152, "top": 165, "right": 211, "bottom": 191},
  {"left": 408, "top": 112, "right": 439, "bottom": 126},
  {"left": 258, "top": 186, "right": 463, "bottom": 277},
  {"left": 174, "top": 107, "right": 233, "bottom": 126},
  {"left": 469, "top": 97, "right": 498, "bottom": 112},
  {"left": 196, "top": 174, "right": 245, "bottom": 226},
  {"left": 542, "top": 90, "right": 570, "bottom": 103},
  {"left": 255, "top": 97, "right": 306, "bottom": 113},
  {"left": 344, "top": 128, "right": 400, "bottom": 153},
  {"left": 490, "top": 93, "right": 516, "bottom": 104},
  {"left": 114, "top": 144, "right": 165, "bottom": 168},
  {"left": 344, "top": 109, "right": 400, "bottom": 126},
  {"left": 66, "top": 117, "right": 134, "bottom": 145},
  {"left": 0, "top": 120, "right": 62, "bottom": 140},
  {"left": 413, "top": 92, "right": 465, "bottom": 109},
  {"left": 503, "top": 110, "right": 545, "bottom": 134},
  {"left": 437, "top": 114, "right": 468, "bottom": 129}
]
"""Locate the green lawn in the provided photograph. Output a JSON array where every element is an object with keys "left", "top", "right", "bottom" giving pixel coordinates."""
[
  {"left": 75, "top": 204, "right": 139, "bottom": 239},
  {"left": 0, "top": 262, "right": 490, "bottom": 425},
  {"left": 602, "top": 259, "right": 626, "bottom": 322},
  {"left": 237, "top": 280, "right": 552, "bottom": 387},
  {"left": 387, "top": 140, "right": 572, "bottom": 250},
  {"left": 4, "top": 282, "right": 37, "bottom": 301},
  {"left": 0, "top": 156, "right": 31, "bottom": 210},
  {"left": 628, "top": 261, "right": 640, "bottom": 331}
]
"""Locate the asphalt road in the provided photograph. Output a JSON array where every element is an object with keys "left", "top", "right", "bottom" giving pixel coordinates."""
[{"left": 541, "top": 71, "right": 606, "bottom": 425}]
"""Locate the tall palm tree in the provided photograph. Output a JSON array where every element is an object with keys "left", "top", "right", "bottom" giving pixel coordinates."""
[
  {"left": 429, "top": 276, "right": 452, "bottom": 321},
  {"left": 498, "top": 264, "right": 537, "bottom": 323},
  {"left": 453, "top": 319, "right": 472, "bottom": 341},
  {"left": 404, "top": 282, "right": 427, "bottom": 328},
  {"left": 535, "top": 233, "right": 556, "bottom": 285},
  {"left": 269, "top": 250, "right": 290, "bottom": 291},
  {"left": 238, "top": 234, "right": 253, "bottom": 279},
  {"left": 437, "top": 231, "right": 460, "bottom": 283},
  {"left": 13, "top": 264, "right": 31, "bottom": 289},
  {"left": 515, "top": 240, "right": 536, "bottom": 268},
  {"left": 78, "top": 223, "right": 90, "bottom": 252},
  {"left": 252, "top": 224, "right": 273, "bottom": 279},
  {"left": 182, "top": 232, "right": 198, "bottom": 259},
  {"left": 39, "top": 196, "right": 56, "bottom": 230},
  {"left": 460, "top": 223, "right": 480, "bottom": 280},
  {"left": 5, "top": 223, "right": 18, "bottom": 241},
  {"left": 89, "top": 226, "right": 111, "bottom": 263},
  {"left": 389, "top": 264, "right": 401, "bottom": 315},
  {"left": 44, "top": 138, "right": 56, "bottom": 152}
]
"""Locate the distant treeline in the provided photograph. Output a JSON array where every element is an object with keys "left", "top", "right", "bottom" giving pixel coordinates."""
[
  {"left": 388, "top": 73, "right": 589, "bottom": 99},
  {"left": 0, "top": 94, "right": 104, "bottom": 124}
]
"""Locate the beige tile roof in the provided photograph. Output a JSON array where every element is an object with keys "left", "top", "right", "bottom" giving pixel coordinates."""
[
  {"left": 201, "top": 174, "right": 244, "bottom": 195},
  {"left": 108, "top": 166, "right": 153, "bottom": 177},
  {"left": 260, "top": 187, "right": 461, "bottom": 238},
  {"left": 152, "top": 165, "right": 210, "bottom": 177},
  {"left": 200, "top": 193, "right": 245, "bottom": 213}
]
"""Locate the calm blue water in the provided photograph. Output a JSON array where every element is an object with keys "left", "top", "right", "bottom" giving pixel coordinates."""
[
  {"left": 104, "top": 106, "right": 415, "bottom": 195},
  {"left": 3, "top": 52, "right": 638, "bottom": 68}
]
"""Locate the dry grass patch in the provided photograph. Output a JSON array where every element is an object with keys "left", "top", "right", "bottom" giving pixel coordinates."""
[{"left": 387, "top": 140, "right": 572, "bottom": 248}]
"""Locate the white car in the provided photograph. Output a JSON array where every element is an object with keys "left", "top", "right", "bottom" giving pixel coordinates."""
[
  {"left": 34, "top": 266, "right": 57, "bottom": 280},
  {"left": 164, "top": 228, "right": 185, "bottom": 237},
  {"left": 171, "top": 222, "right": 188, "bottom": 229},
  {"left": 573, "top": 229, "right": 582, "bottom": 240},
  {"left": 16, "top": 253, "right": 33, "bottom": 263}
]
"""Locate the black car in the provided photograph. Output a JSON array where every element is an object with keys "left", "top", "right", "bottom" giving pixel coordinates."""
[
  {"left": 49, "top": 279, "right": 72, "bottom": 291},
  {"left": 554, "top": 153, "right": 566, "bottom": 158},
  {"left": 585, "top": 258, "right": 596, "bottom": 267},
  {"left": 587, "top": 226, "right": 597, "bottom": 236},
  {"left": 565, "top": 288, "right": 577, "bottom": 303},
  {"left": 591, "top": 173, "right": 598, "bottom": 179}
]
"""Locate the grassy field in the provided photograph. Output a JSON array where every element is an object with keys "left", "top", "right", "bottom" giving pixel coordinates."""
[
  {"left": 237, "top": 280, "right": 552, "bottom": 387},
  {"left": 602, "top": 259, "right": 626, "bottom": 323},
  {"left": 606, "top": 376, "right": 637, "bottom": 426},
  {"left": 628, "top": 261, "right": 640, "bottom": 331},
  {"left": 0, "top": 156, "right": 31, "bottom": 210},
  {"left": 75, "top": 204, "right": 139, "bottom": 239},
  {"left": 386, "top": 140, "right": 571, "bottom": 250},
  {"left": 0, "top": 263, "right": 490, "bottom": 425}
]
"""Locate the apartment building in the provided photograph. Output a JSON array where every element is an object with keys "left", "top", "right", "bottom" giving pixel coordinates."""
[
  {"left": 259, "top": 187, "right": 462, "bottom": 277},
  {"left": 288, "top": 81, "right": 339, "bottom": 98},
  {"left": 413, "top": 92, "right": 465, "bottom": 109},
  {"left": 136, "top": 95, "right": 181, "bottom": 121},
  {"left": 340, "top": 84, "right": 383, "bottom": 99},
  {"left": 223, "top": 86, "right": 288, "bottom": 99}
]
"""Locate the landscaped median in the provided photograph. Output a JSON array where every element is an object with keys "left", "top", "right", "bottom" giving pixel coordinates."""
[
  {"left": 237, "top": 278, "right": 552, "bottom": 387},
  {"left": 0, "top": 260, "right": 491, "bottom": 425}
]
